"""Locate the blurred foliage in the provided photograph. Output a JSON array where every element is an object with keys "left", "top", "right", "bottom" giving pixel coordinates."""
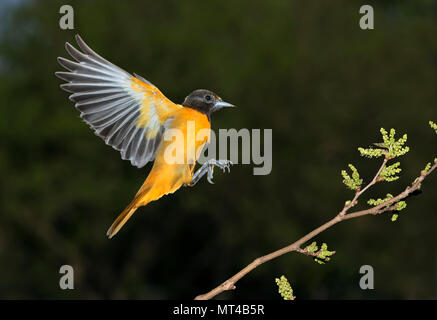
[
  {"left": 430, "top": 121, "right": 437, "bottom": 134},
  {"left": 0, "top": 0, "right": 437, "bottom": 299}
]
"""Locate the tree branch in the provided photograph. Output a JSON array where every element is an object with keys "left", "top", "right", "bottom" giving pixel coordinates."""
[{"left": 194, "top": 159, "right": 437, "bottom": 300}]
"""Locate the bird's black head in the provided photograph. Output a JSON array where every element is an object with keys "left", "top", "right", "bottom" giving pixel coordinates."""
[{"left": 182, "top": 89, "right": 234, "bottom": 116}]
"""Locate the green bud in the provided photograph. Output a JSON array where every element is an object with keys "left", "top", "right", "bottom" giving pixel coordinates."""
[{"left": 275, "top": 275, "right": 294, "bottom": 300}]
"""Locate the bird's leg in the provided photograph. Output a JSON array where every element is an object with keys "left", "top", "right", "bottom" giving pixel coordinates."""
[{"left": 189, "top": 159, "right": 233, "bottom": 186}]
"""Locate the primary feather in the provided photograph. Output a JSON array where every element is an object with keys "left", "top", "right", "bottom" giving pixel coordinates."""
[{"left": 56, "top": 34, "right": 181, "bottom": 168}]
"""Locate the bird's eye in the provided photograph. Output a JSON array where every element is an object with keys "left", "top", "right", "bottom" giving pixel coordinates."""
[{"left": 205, "top": 95, "right": 212, "bottom": 101}]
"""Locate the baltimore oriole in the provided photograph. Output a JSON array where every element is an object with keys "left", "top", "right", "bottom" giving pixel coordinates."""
[{"left": 56, "top": 35, "right": 234, "bottom": 238}]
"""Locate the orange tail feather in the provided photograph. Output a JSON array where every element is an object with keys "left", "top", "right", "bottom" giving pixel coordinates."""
[
  {"left": 106, "top": 196, "right": 141, "bottom": 239},
  {"left": 107, "top": 166, "right": 186, "bottom": 238}
]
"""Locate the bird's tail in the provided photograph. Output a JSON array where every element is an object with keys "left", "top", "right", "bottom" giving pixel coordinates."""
[
  {"left": 106, "top": 195, "right": 143, "bottom": 239},
  {"left": 106, "top": 166, "right": 185, "bottom": 238},
  {"left": 106, "top": 180, "right": 156, "bottom": 239}
]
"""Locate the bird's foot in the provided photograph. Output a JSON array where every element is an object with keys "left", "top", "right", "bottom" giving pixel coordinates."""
[{"left": 189, "top": 159, "right": 233, "bottom": 186}]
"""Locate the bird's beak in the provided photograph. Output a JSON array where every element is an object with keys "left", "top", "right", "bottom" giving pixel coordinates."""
[{"left": 214, "top": 100, "right": 235, "bottom": 109}]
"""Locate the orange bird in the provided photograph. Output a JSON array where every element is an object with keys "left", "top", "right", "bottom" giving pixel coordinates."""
[{"left": 56, "top": 35, "right": 234, "bottom": 238}]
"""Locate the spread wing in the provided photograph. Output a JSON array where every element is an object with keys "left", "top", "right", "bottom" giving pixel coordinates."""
[{"left": 56, "top": 34, "right": 181, "bottom": 168}]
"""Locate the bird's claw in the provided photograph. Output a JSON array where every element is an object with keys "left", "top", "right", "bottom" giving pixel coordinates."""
[
  {"left": 207, "top": 160, "right": 232, "bottom": 184},
  {"left": 207, "top": 163, "right": 215, "bottom": 184},
  {"left": 215, "top": 160, "right": 233, "bottom": 172},
  {"left": 190, "top": 159, "right": 232, "bottom": 186}
]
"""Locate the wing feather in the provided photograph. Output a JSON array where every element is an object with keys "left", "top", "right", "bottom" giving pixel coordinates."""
[{"left": 56, "top": 35, "right": 181, "bottom": 168}]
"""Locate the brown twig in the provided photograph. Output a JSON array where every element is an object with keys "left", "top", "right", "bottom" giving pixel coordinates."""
[{"left": 194, "top": 159, "right": 437, "bottom": 300}]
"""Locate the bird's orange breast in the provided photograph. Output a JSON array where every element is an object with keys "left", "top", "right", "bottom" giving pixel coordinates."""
[
  {"left": 156, "top": 107, "right": 210, "bottom": 170},
  {"left": 135, "top": 107, "right": 211, "bottom": 200}
]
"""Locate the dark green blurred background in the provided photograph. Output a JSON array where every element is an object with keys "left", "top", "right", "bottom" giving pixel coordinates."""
[{"left": 0, "top": 0, "right": 436, "bottom": 299}]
